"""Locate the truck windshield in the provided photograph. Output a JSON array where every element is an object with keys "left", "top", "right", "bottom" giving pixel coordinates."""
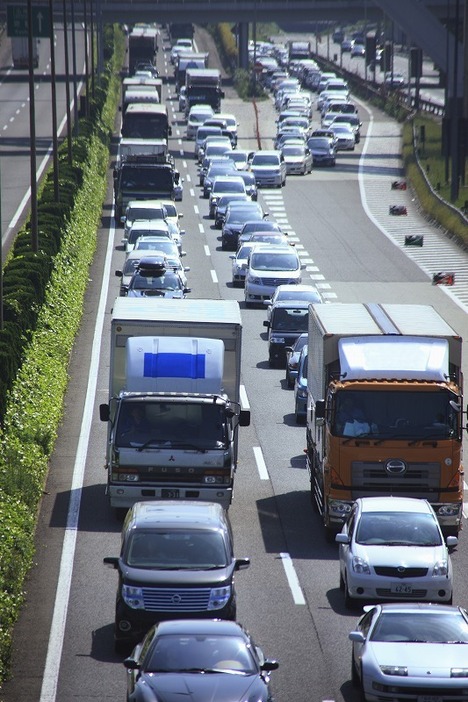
[
  {"left": 332, "top": 390, "right": 460, "bottom": 439},
  {"left": 115, "top": 401, "right": 227, "bottom": 448},
  {"left": 122, "top": 113, "right": 169, "bottom": 139}
]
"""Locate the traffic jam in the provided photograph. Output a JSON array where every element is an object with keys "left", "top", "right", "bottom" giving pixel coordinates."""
[{"left": 107, "top": 21, "right": 468, "bottom": 702}]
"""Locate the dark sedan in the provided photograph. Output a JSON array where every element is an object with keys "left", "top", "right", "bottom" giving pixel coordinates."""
[
  {"left": 125, "top": 619, "right": 279, "bottom": 702},
  {"left": 221, "top": 202, "right": 267, "bottom": 250},
  {"left": 307, "top": 136, "right": 336, "bottom": 166}
]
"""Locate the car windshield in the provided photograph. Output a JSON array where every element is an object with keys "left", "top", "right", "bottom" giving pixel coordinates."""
[
  {"left": 144, "top": 634, "right": 257, "bottom": 673},
  {"left": 244, "top": 222, "right": 279, "bottom": 233},
  {"left": 370, "top": 611, "right": 468, "bottom": 643},
  {"left": 277, "top": 290, "right": 321, "bottom": 303},
  {"left": 127, "top": 207, "right": 165, "bottom": 221},
  {"left": 251, "top": 252, "right": 299, "bottom": 271},
  {"left": 283, "top": 146, "right": 305, "bottom": 156},
  {"left": 162, "top": 203, "right": 178, "bottom": 218},
  {"left": 213, "top": 180, "right": 245, "bottom": 193},
  {"left": 252, "top": 155, "right": 279, "bottom": 166},
  {"left": 356, "top": 512, "right": 442, "bottom": 546},
  {"left": 309, "top": 138, "right": 331, "bottom": 149},
  {"left": 125, "top": 530, "right": 229, "bottom": 569},
  {"left": 130, "top": 270, "right": 181, "bottom": 291},
  {"left": 237, "top": 244, "right": 256, "bottom": 259},
  {"left": 134, "top": 239, "right": 178, "bottom": 255},
  {"left": 128, "top": 227, "right": 169, "bottom": 245},
  {"left": 226, "top": 209, "right": 261, "bottom": 224},
  {"left": 332, "top": 390, "right": 459, "bottom": 440}
]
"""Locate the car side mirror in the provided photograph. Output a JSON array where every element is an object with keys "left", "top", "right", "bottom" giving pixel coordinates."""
[
  {"left": 263, "top": 320, "right": 270, "bottom": 328},
  {"left": 115, "top": 270, "right": 123, "bottom": 277}
]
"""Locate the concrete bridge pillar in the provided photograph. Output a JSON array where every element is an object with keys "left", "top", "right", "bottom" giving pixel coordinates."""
[{"left": 238, "top": 22, "right": 249, "bottom": 69}]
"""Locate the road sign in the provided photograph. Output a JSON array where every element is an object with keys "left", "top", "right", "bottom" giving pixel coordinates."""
[{"left": 7, "top": 4, "right": 51, "bottom": 38}]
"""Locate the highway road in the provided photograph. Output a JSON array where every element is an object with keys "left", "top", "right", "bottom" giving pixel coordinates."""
[
  {"left": 1, "top": 24, "right": 467, "bottom": 702},
  {"left": 0, "top": 24, "right": 87, "bottom": 251}
]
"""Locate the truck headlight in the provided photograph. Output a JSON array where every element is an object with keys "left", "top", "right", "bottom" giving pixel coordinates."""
[
  {"left": 208, "top": 585, "right": 231, "bottom": 610},
  {"left": 112, "top": 472, "right": 140, "bottom": 482},
  {"left": 122, "top": 585, "right": 145, "bottom": 609}
]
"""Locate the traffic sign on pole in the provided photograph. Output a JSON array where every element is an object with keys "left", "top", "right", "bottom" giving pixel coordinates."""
[{"left": 7, "top": 4, "right": 51, "bottom": 38}]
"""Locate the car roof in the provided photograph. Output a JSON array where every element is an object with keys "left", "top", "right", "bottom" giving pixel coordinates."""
[
  {"left": 130, "top": 219, "right": 170, "bottom": 231},
  {"left": 252, "top": 245, "right": 298, "bottom": 254},
  {"left": 128, "top": 500, "right": 226, "bottom": 529},
  {"left": 271, "top": 299, "right": 310, "bottom": 309},
  {"left": 155, "top": 619, "right": 245, "bottom": 637},
  {"left": 357, "top": 496, "right": 433, "bottom": 514}
]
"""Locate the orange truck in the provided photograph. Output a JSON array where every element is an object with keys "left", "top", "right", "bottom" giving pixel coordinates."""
[{"left": 306, "top": 303, "right": 464, "bottom": 539}]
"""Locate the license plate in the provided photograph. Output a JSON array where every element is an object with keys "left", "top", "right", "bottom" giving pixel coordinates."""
[
  {"left": 390, "top": 582, "right": 413, "bottom": 594},
  {"left": 161, "top": 489, "right": 180, "bottom": 499},
  {"left": 418, "top": 696, "right": 442, "bottom": 702}
]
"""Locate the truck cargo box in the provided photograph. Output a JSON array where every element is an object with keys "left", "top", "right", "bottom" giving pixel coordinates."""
[{"left": 125, "top": 336, "right": 224, "bottom": 394}]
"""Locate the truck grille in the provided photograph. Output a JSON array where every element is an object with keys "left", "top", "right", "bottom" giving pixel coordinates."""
[
  {"left": 142, "top": 587, "right": 211, "bottom": 612},
  {"left": 351, "top": 461, "right": 440, "bottom": 500}
]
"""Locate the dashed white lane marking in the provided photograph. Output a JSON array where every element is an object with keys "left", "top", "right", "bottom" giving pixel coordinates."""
[
  {"left": 280, "top": 553, "right": 306, "bottom": 605},
  {"left": 210, "top": 269, "right": 218, "bottom": 284},
  {"left": 186, "top": 174, "right": 191, "bottom": 182},
  {"left": 193, "top": 205, "right": 199, "bottom": 215},
  {"left": 198, "top": 223, "right": 204, "bottom": 234},
  {"left": 253, "top": 446, "right": 269, "bottom": 480},
  {"left": 190, "top": 188, "right": 195, "bottom": 197},
  {"left": 240, "top": 384, "right": 250, "bottom": 410},
  {"left": 204, "top": 245, "right": 210, "bottom": 256}
]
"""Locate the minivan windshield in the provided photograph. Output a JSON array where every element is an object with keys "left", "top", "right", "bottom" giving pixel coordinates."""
[{"left": 125, "top": 529, "right": 229, "bottom": 569}]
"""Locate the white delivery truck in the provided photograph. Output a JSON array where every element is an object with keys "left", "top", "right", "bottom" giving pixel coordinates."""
[{"left": 100, "top": 298, "right": 250, "bottom": 512}]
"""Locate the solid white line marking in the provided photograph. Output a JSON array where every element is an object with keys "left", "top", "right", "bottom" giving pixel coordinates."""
[
  {"left": 210, "top": 269, "right": 218, "bottom": 283},
  {"left": 39, "top": 167, "right": 115, "bottom": 702},
  {"left": 280, "top": 553, "right": 306, "bottom": 605},
  {"left": 253, "top": 446, "right": 269, "bottom": 480}
]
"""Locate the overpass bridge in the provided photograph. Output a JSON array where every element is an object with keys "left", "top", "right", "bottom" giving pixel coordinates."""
[{"left": 97, "top": 0, "right": 465, "bottom": 97}]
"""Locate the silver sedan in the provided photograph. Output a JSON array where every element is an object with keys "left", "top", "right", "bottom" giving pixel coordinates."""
[
  {"left": 281, "top": 144, "right": 313, "bottom": 175},
  {"left": 350, "top": 603, "right": 468, "bottom": 702}
]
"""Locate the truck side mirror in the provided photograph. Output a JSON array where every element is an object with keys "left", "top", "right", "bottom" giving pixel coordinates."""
[
  {"left": 263, "top": 320, "right": 269, "bottom": 328},
  {"left": 315, "top": 399, "right": 325, "bottom": 420},
  {"left": 99, "top": 403, "right": 110, "bottom": 422},
  {"left": 168, "top": 126, "right": 172, "bottom": 136},
  {"left": 115, "top": 270, "right": 123, "bottom": 277},
  {"left": 239, "top": 409, "right": 251, "bottom": 426}
]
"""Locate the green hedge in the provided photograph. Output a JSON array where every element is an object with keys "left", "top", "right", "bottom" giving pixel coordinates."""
[{"left": 0, "top": 24, "right": 124, "bottom": 683}]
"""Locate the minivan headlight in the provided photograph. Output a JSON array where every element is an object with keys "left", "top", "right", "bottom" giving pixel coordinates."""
[
  {"left": 122, "top": 585, "right": 145, "bottom": 609},
  {"left": 208, "top": 585, "right": 231, "bottom": 610}
]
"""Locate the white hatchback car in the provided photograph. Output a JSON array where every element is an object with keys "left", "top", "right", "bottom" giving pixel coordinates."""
[
  {"left": 336, "top": 496, "right": 457, "bottom": 608},
  {"left": 244, "top": 245, "right": 304, "bottom": 306}
]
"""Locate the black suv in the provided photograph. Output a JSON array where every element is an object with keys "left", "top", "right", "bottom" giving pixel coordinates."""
[
  {"left": 104, "top": 501, "right": 250, "bottom": 653},
  {"left": 263, "top": 300, "right": 309, "bottom": 367}
]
